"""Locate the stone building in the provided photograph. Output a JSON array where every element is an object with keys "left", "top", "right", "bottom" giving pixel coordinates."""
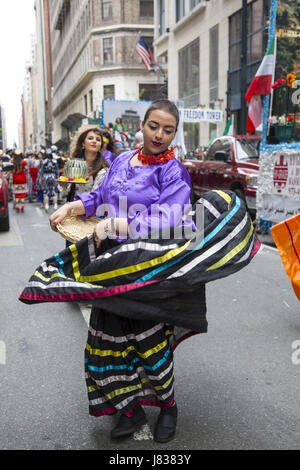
[
  {"left": 30, "top": 0, "right": 52, "bottom": 150},
  {"left": 0, "top": 105, "right": 7, "bottom": 151},
  {"left": 154, "top": 0, "right": 270, "bottom": 149},
  {"left": 49, "top": 0, "right": 159, "bottom": 149}
]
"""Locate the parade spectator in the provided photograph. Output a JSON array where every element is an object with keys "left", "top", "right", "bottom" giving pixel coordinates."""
[
  {"left": 65, "top": 126, "right": 110, "bottom": 200},
  {"left": 25, "top": 151, "right": 39, "bottom": 202},
  {"left": 101, "top": 130, "right": 115, "bottom": 165},
  {"left": 134, "top": 129, "right": 143, "bottom": 149},
  {"left": 113, "top": 117, "right": 125, "bottom": 134},
  {"left": 36, "top": 150, "right": 45, "bottom": 208},
  {"left": 113, "top": 117, "right": 129, "bottom": 149},
  {"left": 11, "top": 149, "right": 28, "bottom": 213},
  {"left": 38, "top": 148, "right": 60, "bottom": 212}
]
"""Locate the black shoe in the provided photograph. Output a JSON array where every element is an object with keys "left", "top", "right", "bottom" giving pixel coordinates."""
[
  {"left": 110, "top": 406, "right": 147, "bottom": 439},
  {"left": 154, "top": 404, "right": 178, "bottom": 443}
]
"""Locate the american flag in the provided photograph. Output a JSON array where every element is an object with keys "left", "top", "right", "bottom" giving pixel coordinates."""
[{"left": 135, "top": 37, "right": 157, "bottom": 72}]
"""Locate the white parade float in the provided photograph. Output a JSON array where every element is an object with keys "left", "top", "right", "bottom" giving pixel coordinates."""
[{"left": 256, "top": 0, "right": 300, "bottom": 235}]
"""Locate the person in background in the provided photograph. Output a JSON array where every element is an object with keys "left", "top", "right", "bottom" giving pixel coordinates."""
[
  {"left": 25, "top": 151, "right": 39, "bottom": 203},
  {"left": 59, "top": 126, "right": 110, "bottom": 248},
  {"left": 134, "top": 129, "right": 143, "bottom": 149},
  {"left": 113, "top": 117, "right": 125, "bottom": 134},
  {"left": 51, "top": 145, "right": 59, "bottom": 163},
  {"left": 64, "top": 126, "right": 110, "bottom": 203},
  {"left": 101, "top": 130, "right": 115, "bottom": 165},
  {"left": 113, "top": 142, "right": 126, "bottom": 157},
  {"left": 113, "top": 117, "right": 129, "bottom": 149},
  {"left": 107, "top": 122, "right": 114, "bottom": 138},
  {"left": 11, "top": 149, "right": 28, "bottom": 213},
  {"left": 36, "top": 150, "right": 45, "bottom": 209},
  {"left": 55, "top": 150, "right": 67, "bottom": 205},
  {"left": 38, "top": 148, "right": 60, "bottom": 213}
]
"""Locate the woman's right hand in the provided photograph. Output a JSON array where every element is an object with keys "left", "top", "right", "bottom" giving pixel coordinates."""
[{"left": 49, "top": 204, "right": 70, "bottom": 232}]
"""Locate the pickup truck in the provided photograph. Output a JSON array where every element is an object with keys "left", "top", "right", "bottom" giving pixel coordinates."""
[{"left": 182, "top": 135, "right": 260, "bottom": 218}]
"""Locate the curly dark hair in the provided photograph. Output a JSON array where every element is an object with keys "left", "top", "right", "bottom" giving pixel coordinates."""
[{"left": 71, "top": 127, "right": 109, "bottom": 177}]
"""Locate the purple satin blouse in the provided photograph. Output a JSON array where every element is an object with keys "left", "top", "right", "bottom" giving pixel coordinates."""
[
  {"left": 102, "top": 150, "right": 115, "bottom": 165},
  {"left": 74, "top": 150, "right": 194, "bottom": 240}
]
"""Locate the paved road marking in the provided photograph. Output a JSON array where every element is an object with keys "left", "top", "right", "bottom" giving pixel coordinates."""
[
  {"left": 31, "top": 223, "right": 50, "bottom": 228},
  {"left": 0, "top": 216, "right": 23, "bottom": 247},
  {"left": 36, "top": 207, "right": 44, "bottom": 218}
]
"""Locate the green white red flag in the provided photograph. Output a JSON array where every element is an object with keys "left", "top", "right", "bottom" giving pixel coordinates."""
[
  {"left": 245, "top": 39, "right": 275, "bottom": 134},
  {"left": 245, "top": 39, "right": 275, "bottom": 102}
]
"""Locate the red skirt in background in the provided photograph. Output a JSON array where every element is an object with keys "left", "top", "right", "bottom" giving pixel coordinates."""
[{"left": 29, "top": 167, "right": 39, "bottom": 193}]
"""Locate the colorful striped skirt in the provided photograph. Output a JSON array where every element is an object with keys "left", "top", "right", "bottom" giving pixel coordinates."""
[
  {"left": 85, "top": 308, "right": 175, "bottom": 417},
  {"left": 19, "top": 189, "right": 261, "bottom": 418},
  {"left": 13, "top": 183, "right": 28, "bottom": 201}
]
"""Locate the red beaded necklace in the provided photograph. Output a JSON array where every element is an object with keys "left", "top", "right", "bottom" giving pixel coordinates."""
[{"left": 137, "top": 146, "right": 175, "bottom": 165}]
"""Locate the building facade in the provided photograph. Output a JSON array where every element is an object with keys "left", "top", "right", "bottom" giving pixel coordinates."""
[
  {"left": 31, "top": 0, "right": 52, "bottom": 149},
  {"left": 0, "top": 105, "right": 7, "bottom": 151},
  {"left": 49, "top": 0, "right": 159, "bottom": 148},
  {"left": 154, "top": 0, "right": 270, "bottom": 149},
  {"left": 20, "top": 29, "right": 44, "bottom": 153}
]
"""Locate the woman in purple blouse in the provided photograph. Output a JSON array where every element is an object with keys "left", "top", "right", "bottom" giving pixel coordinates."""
[{"left": 50, "top": 100, "right": 194, "bottom": 443}]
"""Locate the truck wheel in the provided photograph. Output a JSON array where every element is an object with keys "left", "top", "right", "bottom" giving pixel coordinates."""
[
  {"left": 0, "top": 214, "right": 10, "bottom": 231},
  {"left": 234, "top": 188, "right": 246, "bottom": 204}
]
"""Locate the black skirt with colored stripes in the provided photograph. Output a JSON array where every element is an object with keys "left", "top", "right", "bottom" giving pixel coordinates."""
[
  {"left": 85, "top": 307, "right": 176, "bottom": 417},
  {"left": 19, "top": 190, "right": 260, "bottom": 417}
]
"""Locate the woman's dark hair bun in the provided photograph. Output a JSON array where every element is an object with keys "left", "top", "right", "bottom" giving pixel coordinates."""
[{"left": 143, "top": 99, "right": 179, "bottom": 129}]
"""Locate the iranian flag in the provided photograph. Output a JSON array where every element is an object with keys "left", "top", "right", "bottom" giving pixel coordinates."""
[
  {"left": 245, "top": 39, "right": 275, "bottom": 134},
  {"left": 246, "top": 96, "right": 263, "bottom": 134}
]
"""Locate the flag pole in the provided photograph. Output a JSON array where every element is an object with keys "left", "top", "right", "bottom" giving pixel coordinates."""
[{"left": 267, "top": 35, "right": 277, "bottom": 137}]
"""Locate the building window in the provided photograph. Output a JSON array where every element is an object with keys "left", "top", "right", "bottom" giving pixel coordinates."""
[
  {"left": 228, "top": 0, "right": 270, "bottom": 113},
  {"left": 93, "top": 39, "right": 101, "bottom": 64},
  {"left": 84, "top": 94, "right": 88, "bottom": 115},
  {"left": 190, "top": 0, "right": 201, "bottom": 9},
  {"left": 103, "top": 37, "right": 113, "bottom": 64},
  {"left": 140, "top": 0, "right": 154, "bottom": 17},
  {"left": 229, "top": 0, "right": 269, "bottom": 72},
  {"left": 103, "top": 85, "right": 115, "bottom": 100},
  {"left": 102, "top": 0, "right": 112, "bottom": 20},
  {"left": 89, "top": 90, "right": 93, "bottom": 112},
  {"left": 247, "top": 0, "right": 266, "bottom": 64},
  {"left": 178, "top": 38, "right": 200, "bottom": 107},
  {"left": 139, "top": 83, "right": 159, "bottom": 101},
  {"left": 209, "top": 24, "right": 219, "bottom": 103},
  {"left": 176, "top": 0, "right": 185, "bottom": 22},
  {"left": 229, "top": 10, "right": 242, "bottom": 71},
  {"left": 159, "top": 0, "right": 166, "bottom": 36},
  {"left": 184, "top": 122, "right": 199, "bottom": 151}
]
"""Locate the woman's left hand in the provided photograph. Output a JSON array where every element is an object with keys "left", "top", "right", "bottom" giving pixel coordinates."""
[
  {"left": 93, "top": 217, "right": 129, "bottom": 248},
  {"left": 93, "top": 220, "right": 107, "bottom": 248}
]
